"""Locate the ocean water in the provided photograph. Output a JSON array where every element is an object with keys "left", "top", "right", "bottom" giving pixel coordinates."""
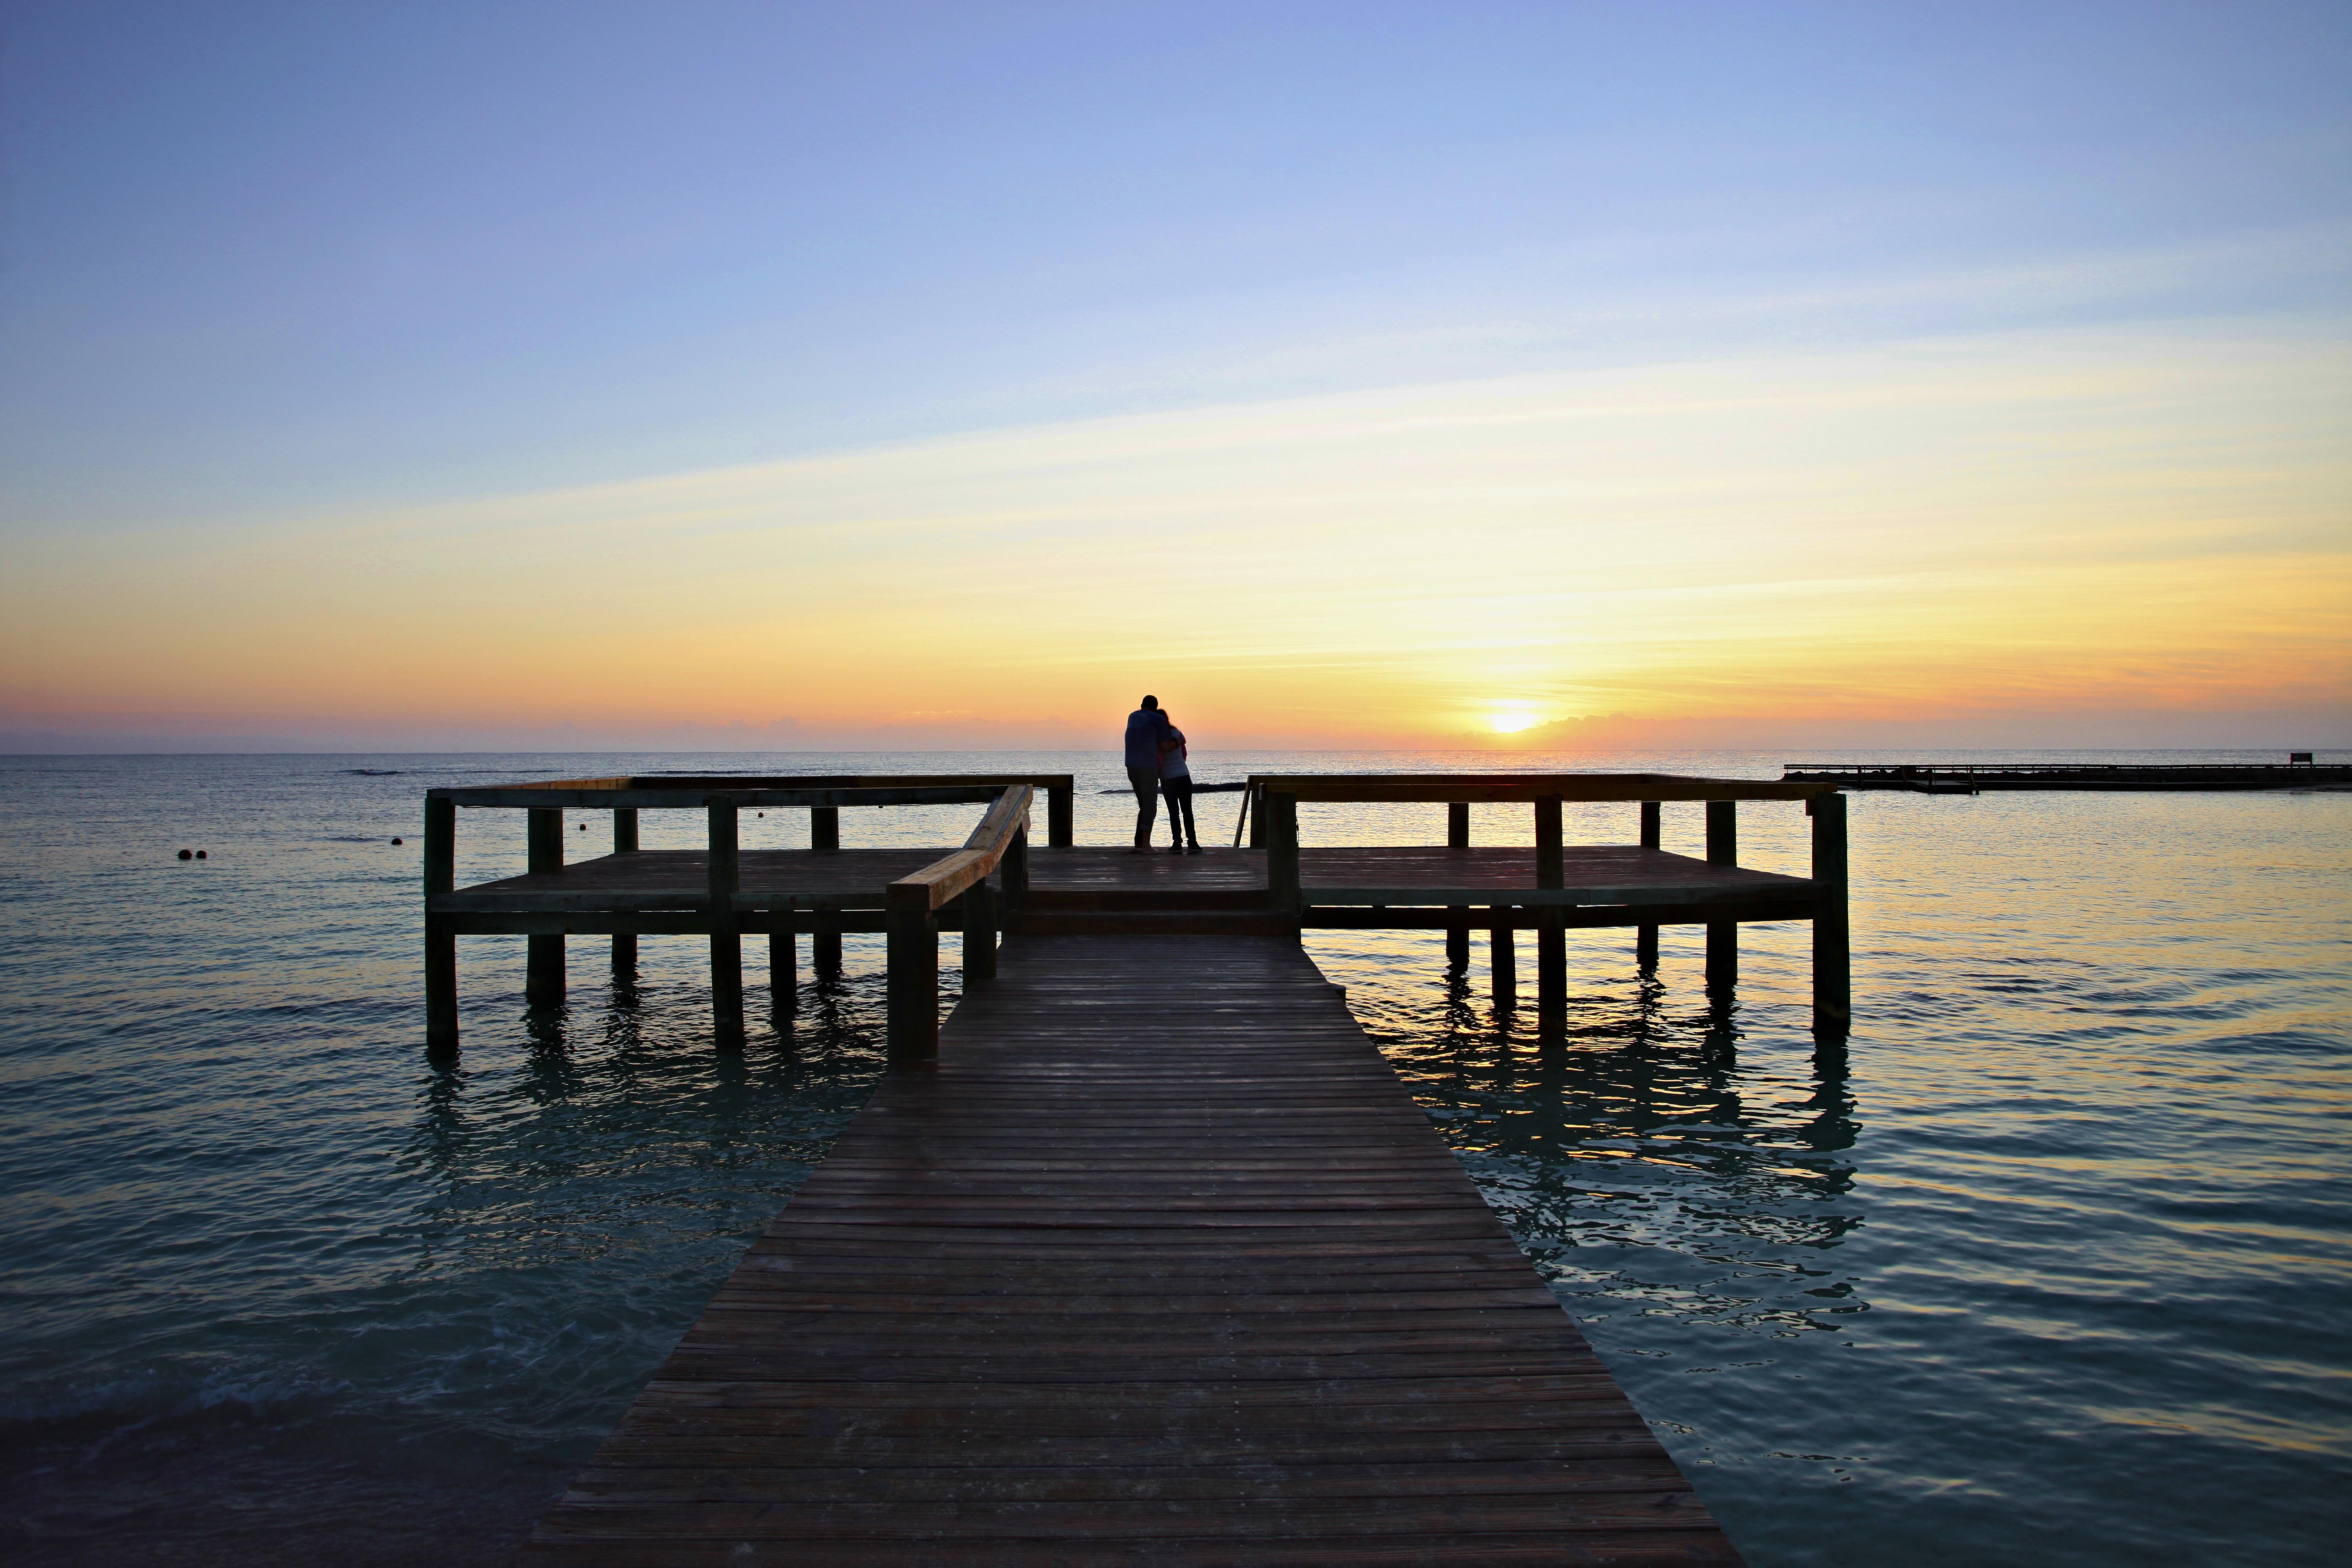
[{"left": 0, "top": 749, "right": 2345, "bottom": 1565}]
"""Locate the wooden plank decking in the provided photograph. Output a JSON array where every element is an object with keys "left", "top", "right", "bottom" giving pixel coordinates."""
[{"left": 521, "top": 934, "right": 1741, "bottom": 1566}]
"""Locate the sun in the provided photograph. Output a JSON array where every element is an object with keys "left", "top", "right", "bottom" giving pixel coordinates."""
[{"left": 1487, "top": 709, "right": 1542, "bottom": 735}]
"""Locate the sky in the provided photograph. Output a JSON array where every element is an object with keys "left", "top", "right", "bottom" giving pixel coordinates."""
[{"left": 2, "top": 0, "right": 2346, "bottom": 752}]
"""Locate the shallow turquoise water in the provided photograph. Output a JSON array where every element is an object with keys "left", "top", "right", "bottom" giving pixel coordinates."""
[{"left": 1, "top": 750, "right": 2345, "bottom": 1565}]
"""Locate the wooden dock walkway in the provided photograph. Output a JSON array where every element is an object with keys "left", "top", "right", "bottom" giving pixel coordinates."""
[{"left": 521, "top": 934, "right": 1741, "bottom": 1565}]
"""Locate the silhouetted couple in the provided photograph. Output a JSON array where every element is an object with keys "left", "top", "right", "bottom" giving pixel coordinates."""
[{"left": 1123, "top": 695, "right": 1200, "bottom": 854}]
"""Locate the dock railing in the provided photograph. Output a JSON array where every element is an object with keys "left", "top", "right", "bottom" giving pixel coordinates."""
[
  {"left": 1241, "top": 772, "right": 1849, "bottom": 1033},
  {"left": 886, "top": 784, "right": 1033, "bottom": 1064},
  {"left": 423, "top": 773, "right": 1069, "bottom": 1055}
]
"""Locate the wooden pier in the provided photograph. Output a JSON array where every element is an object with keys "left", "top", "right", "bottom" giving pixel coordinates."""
[
  {"left": 423, "top": 770, "right": 1848, "bottom": 1055},
  {"left": 422, "top": 771, "right": 1847, "bottom": 1563},
  {"left": 518, "top": 933, "right": 1742, "bottom": 1565}
]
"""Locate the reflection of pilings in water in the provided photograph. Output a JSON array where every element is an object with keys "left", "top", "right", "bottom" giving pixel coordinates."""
[
  {"left": 1489, "top": 910, "right": 1515, "bottom": 1015},
  {"left": 1636, "top": 800, "right": 1661, "bottom": 973},
  {"left": 771, "top": 931, "right": 797, "bottom": 1034},
  {"left": 415, "top": 1054, "right": 468, "bottom": 1184}
]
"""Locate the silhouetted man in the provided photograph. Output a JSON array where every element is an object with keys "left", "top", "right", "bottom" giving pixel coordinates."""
[{"left": 1123, "top": 696, "right": 1171, "bottom": 852}]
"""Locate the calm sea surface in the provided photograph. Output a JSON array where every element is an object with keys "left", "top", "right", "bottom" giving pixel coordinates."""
[{"left": 1, "top": 750, "right": 2346, "bottom": 1565}]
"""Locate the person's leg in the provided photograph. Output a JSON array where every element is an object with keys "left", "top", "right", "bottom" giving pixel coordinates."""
[
  {"left": 1170, "top": 779, "right": 1198, "bottom": 850},
  {"left": 1180, "top": 782, "right": 1199, "bottom": 850},
  {"left": 1128, "top": 765, "right": 1159, "bottom": 850},
  {"left": 1161, "top": 777, "right": 1187, "bottom": 849}
]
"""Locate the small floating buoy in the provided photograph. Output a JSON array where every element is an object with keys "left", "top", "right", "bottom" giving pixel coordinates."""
[
  {"left": 391, "top": 837, "right": 403, "bottom": 845},
  {"left": 178, "top": 848, "right": 192, "bottom": 860},
  {"left": 195, "top": 850, "right": 208, "bottom": 859},
  {"left": 578, "top": 822, "right": 586, "bottom": 831}
]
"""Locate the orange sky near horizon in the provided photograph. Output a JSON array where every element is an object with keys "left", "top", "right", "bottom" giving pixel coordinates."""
[{"left": 5, "top": 325, "right": 2347, "bottom": 751}]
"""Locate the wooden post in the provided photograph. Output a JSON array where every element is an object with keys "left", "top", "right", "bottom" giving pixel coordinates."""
[
  {"left": 1636, "top": 800, "right": 1661, "bottom": 972},
  {"left": 1535, "top": 796, "right": 1566, "bottom": 1037},
  {"left": 1001, "top": 825, "right": 1029, "bottom": 914},
  {"left": 525, "top": 807, "right": 564, "bottom": 1004},
  {"left": 1249, "top": 785, "right": 1267, "bottom": 849},
  {"left": 611, "top": 809, "right": 638, "bottom": 972},
  {"left": 810, "top": 807, "right": 842, "bottom": 977},
  {"left": 1811, "top": 791, "right": 1851, "bottom": 1033},
  {"left": 1705, "top": 799, "right": 1737, "bottom": 993},
  {"left": 1490, "top": 911, "right": 1516, "bottom": 1006},
  {"left": 708, "top": 797, "right": 743, "bottom": 1045},
  {"left": 886, "top": 887, "right": 939, "bottom": 1064},
  {"left": 424, "top": 796, "right": 457, "bottom": 1054},
  {"left": 1266, "top": 792, "right": 1300, "bottom": 922},
  {"left": 1046, "top": 784, "right": 1074, "bottom": 848},
  {"left": 963, "top": 880, "right": 998, "bottom": 983},
  {"left": 1445, "top": 802, "right": 1470, "bottom": 969}
]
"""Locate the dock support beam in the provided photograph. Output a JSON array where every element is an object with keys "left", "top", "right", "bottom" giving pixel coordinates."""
[
  {"left": 1810, "top": 791, "right": 1850, "bottom": 1034},
  {"left": 963, "top": 881, "right": 998, "bottom": 983},
  {"left": 1001, "top": 826, "right": 1029, "bottom": 916},
  {"left": 708, "top": 798, "right": 743, "bottom": 1046},
  {"left": 1534, "top": 796, "right": 1566, "bottom": 1038},
  {"left": 810, "top": 807, "right": 843, "bottom": 978},
  {"left": 1047, "top": 784, "right": 1074, "bottom": 848},
  {"left": 611, "top": 809, "right": 639, "bottom": 973},
  {"left": 887, "top": 892, "right": 939, "bottom": 1064},
  {"left": 424, "top": 796, "right": 457, "bottom": 1055},
  {"left": 1266, "top": 792, "right": 1301, "bottom": 931},
  {"left": 1705, "top": 800, "right": 1737, "bottom": 993},
  {"left": 1445, "top": 803, "right": 1470, "bottom": 970},
  {"left": 1636, "top": 801, "right": 1661, "bottom": 972},
  {"left": 526, "top": 808, "right": 564, "bottom": 1005}
]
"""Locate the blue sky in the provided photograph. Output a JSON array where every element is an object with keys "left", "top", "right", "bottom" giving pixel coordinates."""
[
  {"left": 8, "top": 0, "right": 2343, "bottom": 524},
  {"left": 2, "top": 2, "right": 2345, "bottom": 748}
]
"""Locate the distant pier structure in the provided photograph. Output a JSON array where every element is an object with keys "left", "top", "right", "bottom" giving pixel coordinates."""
[{"left": 1784, "top": 756, "right": 2348, "bottom": 793}]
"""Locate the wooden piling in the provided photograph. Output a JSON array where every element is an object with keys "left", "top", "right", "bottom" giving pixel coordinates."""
[
  {"left": 1637, "top": 800, "right": 1661, "bottom": 972},
  {"left": 885, "top": 887, "right": 938, "bottom": 1063},
  {"left": 1705, "top": 799, "right": 1737, "bottom": 992},
  {"left": 1000, "top": 825, "right": 1029, "bottom": 914},
  {"left": 1046, "top": 784, "right": 1075, "bottom": 848},
  {"left": 707, "top": 798, "right": 743, "bottom": 1045},
  {"left": 810, "top": 806, "right": 843, "bottom": 976},
  {"left": 1535, "top": 795, "right": 1566, "bottom": 1036},
  {"left": 1445, "top": 802, "right": 1471, "bottom": 969},
  {"left": 962, "top": 880, "right": 998, "bottom": 983},
  {"left": 423, "top": 797, "right": 457, "bottom": 1053},
  {"left": 525, "top": 808, "right": 565, "bottom": 1004},
  {"left": 1811, "top": 790, "right": 1850, "bottom": 1033},
  {"left": 611, "top": 809, "right": 638, "bottom": 972},
  {"left": 1266, "top": 792, "right": 1301, "bottom": 923}
]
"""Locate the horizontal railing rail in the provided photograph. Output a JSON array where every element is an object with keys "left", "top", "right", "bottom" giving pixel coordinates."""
[
  {"left": 1233, "top": 771, "right": 1849, "bottom": 1035},
  {"left": 1246, "top": 771, "right": 1832, "bottom": 803}
]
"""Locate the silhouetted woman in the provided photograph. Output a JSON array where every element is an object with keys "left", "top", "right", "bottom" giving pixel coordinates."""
[{"left": 1159, "top": 720, "right": 1200, "bottom": 854}]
